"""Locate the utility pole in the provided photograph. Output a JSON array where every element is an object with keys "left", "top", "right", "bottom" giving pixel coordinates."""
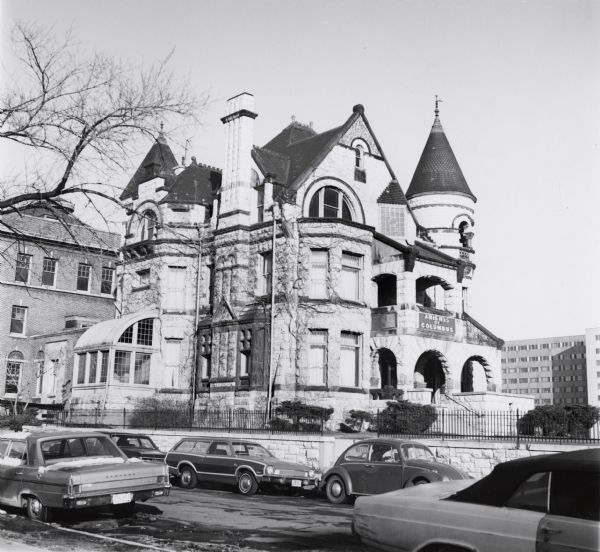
[{"left": 266, "top": 202, "right": 279, "bottom": 422}]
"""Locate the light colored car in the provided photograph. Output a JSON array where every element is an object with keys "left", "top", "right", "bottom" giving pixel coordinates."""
[
  {"left": 166, "top": 437, "right": 320, "bottom": 495},
  {"left": 321, "top": 439, "right": 470, "bottom": 504},
  {"left": 353, "top": 448, "right": 600, "bottom": 552},
  {"left": 0, "top": 430, "right": 170, "bottom": 522}
]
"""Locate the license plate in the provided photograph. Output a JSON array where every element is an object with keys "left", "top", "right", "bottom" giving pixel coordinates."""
[
  {"left": 111, "top": 492, "right": 133, "bottom": 504},
  {"left": 291, "top": 480, "right": 301, "bottom": 487}
]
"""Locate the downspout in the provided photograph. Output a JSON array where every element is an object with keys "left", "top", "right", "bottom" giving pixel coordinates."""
[
  {"left": 266, "top": 202, "right": 278, "bottom": 421},
  {"left": 191, "top": 224, "right": 203, "bottom": 420}
]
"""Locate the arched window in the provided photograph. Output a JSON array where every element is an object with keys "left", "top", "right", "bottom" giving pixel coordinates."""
[
  {"left": 5, "top": 351, "right": 24, "bottom": 393},
  {"left": 355, "top": 144, "right": 364, "bottom": 169},
  {"left": 416, "top": 276, "right": 450, "bottom": 310},
  {"left": 308, "top": 186, "right": 353, "bottom": 221},
  {"left": 141, "top": 210, "right": 157, "bottom": 241}
]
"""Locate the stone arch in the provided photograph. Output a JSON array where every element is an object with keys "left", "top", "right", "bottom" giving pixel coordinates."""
[
  {"left": 416, "top": 275, "right": 453, "bottom": 309},
  {"left": 370, "top": 337, "right": 405, "bottom": 388},
  {"left": 378, "top": 348, "right": 397, "bottom": 389},
  {"left": 126, "top": 200, "right": 162, "bottom": 242},
  {"left": 461, "top": 355, "right": 493, "bottom": 392},
  {"left": 302, "top": 176, "right": 366, "bottom": 224},
  {"left": 414, "top": 350, "right": 450, "bottom": 402}
]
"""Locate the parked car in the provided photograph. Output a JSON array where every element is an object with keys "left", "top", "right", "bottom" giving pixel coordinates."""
[
  {"left": 353, "top": 448, "right": 600, "bottom": 552},
  {"left": 321, "top": 438, "right": 470, "bottom": 504},
  {"left": 165, "top": 437, "right": 320, "bottom": 495},
  {"left": 0, "top": 430, "right": 170, "bottom": 522},
  {"left": 100, "top": 431, "right": 166, "bottom": 463}
]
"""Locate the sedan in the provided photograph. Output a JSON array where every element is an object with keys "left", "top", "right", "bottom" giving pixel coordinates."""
[
  {"left": 353, "top": 448, "right": 600, "bottom": 552},
  {"left": 165, "top": 437, "right": 320, "bottom": 495},
  {"left": 321, "top": 438, "right": 469, "bottom": 504},
  {"left": 101, "top": 432, "right": 166, "bottom": 463},
  {"left": 0, "top": 430, "right": 170, "bottom": 522}
]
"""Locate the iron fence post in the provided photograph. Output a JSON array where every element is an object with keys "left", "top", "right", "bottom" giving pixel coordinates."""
[
  {"left": 377, "top": 409, "right": 380, "bottom": 438},
  {"left": 228, "top": 409, "right": 232, "bottom": 433},
  {"left": 123, "top": 408, "right": 126, "bottom": 429},
  {"left": 441, "top": 409, "right": 445, "bottom": 440},
  {"left": 516, "top": 409, "right": 520, "bottom": 448}
]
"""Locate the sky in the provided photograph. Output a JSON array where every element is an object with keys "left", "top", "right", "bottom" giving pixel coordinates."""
[{"left": 1, "top": 0, "right": 598, "bottom": 341}]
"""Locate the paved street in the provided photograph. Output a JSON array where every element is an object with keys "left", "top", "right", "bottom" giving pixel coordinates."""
[{"left": 0, "top": 484, "right": 364, "bottom": 552}]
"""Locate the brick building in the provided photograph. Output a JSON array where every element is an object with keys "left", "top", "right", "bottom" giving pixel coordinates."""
[
  {"left": 502, "top": 330, "right": 600, "bottom": 407},
  {"left": 72, "top": 93, "right": 528, "bottom": 417},
  {"left": 0, "top": 202, "right": 119, "bottom": 411}
]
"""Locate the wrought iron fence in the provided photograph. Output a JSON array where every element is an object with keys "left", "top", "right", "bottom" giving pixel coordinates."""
[
  {"left": 377, "top": 409, "right": 600, "bottom": 444},
  {"left": 55, "top": 408, "right": 325, "bottom": 435}
]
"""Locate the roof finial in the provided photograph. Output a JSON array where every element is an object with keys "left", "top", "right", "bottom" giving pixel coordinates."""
[{"left": 435, "top": 95, "right": 442, "bottom": 117}]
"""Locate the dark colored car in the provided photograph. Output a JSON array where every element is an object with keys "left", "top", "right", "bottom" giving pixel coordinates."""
[
  {"left": 100, "top": 432, "right": 166, "bottom": 463},
  {"left": 321, "top": 438, "right": 470, "bottom": 504},
  {"left": 353, "top": 448, "right": 600, "bottom": 552},
  {"left": 165, "top": 437, "right": 320, "bottom": 496},
  {"left": 0, "top": 431, "right": 170, "bottom": 522}
]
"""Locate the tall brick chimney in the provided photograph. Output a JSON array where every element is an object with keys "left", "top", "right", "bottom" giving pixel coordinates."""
[{"left": 219, "top": 92, "right": 257, "bottom": 228}]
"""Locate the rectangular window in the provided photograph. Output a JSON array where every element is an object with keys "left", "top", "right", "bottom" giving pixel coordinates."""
[
  {"left": 88, "top": 352, "right": 98, "bottom": 384},
  {"left": 166, "top": 266, "right": 186, "bottom": 310},
  {"left": 135, "top": 269, "right": 150, "bottom": 289},
  {"left": 518, "top": 345, "right": 527, "bottom": 350},
  {"left": 310, "top": 250, "right": 328, "bottom": 299},
  {"left": 99, "top": 350, "right": 109, "bottom": 383},
  {"left": 134, "top": 352, "right": 151, "bottom": 385},
  {"left": 541, "top": 343, "right": 549, "bottom": 349},
  {"left": 42, "top": 257, "right": 57, "bottom": 286},
  {"left": 77, "top": 263, "right": 91, "bottom": 291},
  {"left": 15, "top": 253, "right": 31, "bottom": 283},
  {"left": 101, "top": 266, "right": 114, "bottom": 294},
  {"left": 164, "top": 339, "right": 182, "bottom": 387},
  {"left": 10, "top": 306, "right": 27, "bottom": 335},
  {"left": 340, "top": 252, "right": 362, "bottom": 301},
  {"left": 308, "top": 330, "right": 327, "bottom": 385},
  {"left": 340, "top": 332, "right": 360, "bottom": 387},
  {"left": 77, "top": 353, "right": 86, "bottom": 384},
  {"left": 528, "top": 344, "right": 538, "bottom": 350},
  {"left": 114, "top": 351, "right": 131, "bottom": 383},
  {"left": 5, "top": 360, "right": 21, "bottom": 393},
  {"left": 260, "top": 252, "right": 272, "bottom": 295},
  {"left": 239, "top": 330, "right": 252, "bottom": 378}
]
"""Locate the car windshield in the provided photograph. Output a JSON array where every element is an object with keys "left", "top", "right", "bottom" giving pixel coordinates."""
[
  {"left": 401, "top": 444, "right": 435, "bottom": 462},
  {"left": 232, "top": 442, "right": 274, "bottom": 458},
  {"left": 41, "top": 436, "right": 122, "bottom": 465}
]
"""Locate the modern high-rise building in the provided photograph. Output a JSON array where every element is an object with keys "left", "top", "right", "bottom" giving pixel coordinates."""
[{"left": 501, "top": 334, "right": 597, "bottom": 406}]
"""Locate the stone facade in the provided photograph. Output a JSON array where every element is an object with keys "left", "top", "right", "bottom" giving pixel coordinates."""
[{"left": 70, "top": 92, "right": 528, "bottom": 420}]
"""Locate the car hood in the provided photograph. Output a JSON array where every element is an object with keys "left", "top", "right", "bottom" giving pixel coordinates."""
[
  {"left": 405, "top": 459, "right": 469, "bottom": 479},
  {"left": 257, "top": 459, "right": 316, "bottom": 473},
  {"left": 356, "top": 479, "right": 475, "bottom": 510}
]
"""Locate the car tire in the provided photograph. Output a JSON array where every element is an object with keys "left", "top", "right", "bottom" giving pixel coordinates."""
[
  {"left": 179, "top": 466, "right": 198, "bottom": 489},
  {"left": 111, "top": 502, "right": 135, "bottom": 518},
  {"left": 237, "top": 471, "right": 258, "bottom": 496},
  {"left": 325, "top": 475, "right": 350, "bottom": 504},
  {"left": 27, "top": 496, "right": 52, "bottom": 522}
]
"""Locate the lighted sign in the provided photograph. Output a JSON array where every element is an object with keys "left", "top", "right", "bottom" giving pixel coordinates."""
[{"left": 418, "top": 313, "right": 455, "bottom": 335}]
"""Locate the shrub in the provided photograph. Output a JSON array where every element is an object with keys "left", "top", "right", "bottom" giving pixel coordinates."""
[
  {"left": 518, "top": 404, "right": 600, "bottom": 438},
  {"left": 269, "top": 400, "right": 332, "bottom": 433},
  {"left": 128, "top": 396, "right": 191, "bottom": 429},
  {"left": 339, "top": 410, "right": 374, "bottom": 433},
  {"left": 0, "top": 410, "right": 41, "bottom": 432},
  {"left": 376, "top": 400, "right": 438, "bottom": 434}
]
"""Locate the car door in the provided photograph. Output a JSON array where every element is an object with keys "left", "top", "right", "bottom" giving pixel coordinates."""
[
  {"left": 339, "top": 443, "right": 370, "bottom": 495},
  {"left": 204, "top": 441, "right": 235, "bottom": 483},
  {"left": 367, "top": 442, "right": 404, "bottom": 494},
  {"left": 536, "top": 470, "right": 600, "bottom": 552},
  {"left": 0, "top": 439, "right": 27, "bottom": 507}
]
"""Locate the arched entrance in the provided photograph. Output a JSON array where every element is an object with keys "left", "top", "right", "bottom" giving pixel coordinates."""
[
  {"left": 378, "top": 348, "right": 397, "bottom": 389},
  {"left": 414, "top": 350, "right": 448, "bottom": 403},
  {"left": 374, "top": 274, "right": 397, "bottom": 307},
  {"left": 461, "top": 356, "right": 491, "bottom": 392}
]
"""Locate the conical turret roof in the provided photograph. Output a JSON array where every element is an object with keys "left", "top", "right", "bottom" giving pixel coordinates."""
[{"left": 406, "top": 107, "right": 476, "bottom": 202}]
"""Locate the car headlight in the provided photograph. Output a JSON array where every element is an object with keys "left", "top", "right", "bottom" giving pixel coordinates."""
[
  {"left": 265, "top": 465, "right": 274, "bottom": 475},
  {"left": 308, "top": 469, "right": 315, "bottom": 478}
]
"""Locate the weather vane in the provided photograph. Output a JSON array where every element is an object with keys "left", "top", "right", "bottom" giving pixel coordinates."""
[{"left": 435, "top": 95, "right": 443, "bottom": 117}]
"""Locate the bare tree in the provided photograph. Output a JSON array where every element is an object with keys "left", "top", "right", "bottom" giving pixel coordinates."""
[{"left": 0, "top": 22, "right": 204, "bottom": 218}]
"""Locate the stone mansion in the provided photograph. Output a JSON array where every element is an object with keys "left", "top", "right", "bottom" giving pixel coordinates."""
[{"left": 69, "top": 93, "right": 530, "bottom": 416}]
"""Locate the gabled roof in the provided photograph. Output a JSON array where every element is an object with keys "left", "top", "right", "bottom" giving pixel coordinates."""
[
  {"left": 406, "top": 114, "right": 476, "bottom": 202},
  {"left": 252, "top": 105, "right": 397, "bottom": 191},
  {"left": 160, "top": 159, "right": 221, "bottom": 205},
  {"left": 377, "top": 180, "right": 408, "bottom": 205},
  {"left": 121, "top": 134, "right": 178, "bottom": 201}
]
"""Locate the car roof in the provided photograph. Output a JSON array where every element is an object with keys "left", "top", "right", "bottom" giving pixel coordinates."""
[
  {"left": 1, "top": 431, "right": 114, "bottom": 441},
  {"left": 343, "top": 439, "right": 427, "bottom": 448},
  {"left": 449, "top": 448, "right": 600, "bottom": 507}
]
